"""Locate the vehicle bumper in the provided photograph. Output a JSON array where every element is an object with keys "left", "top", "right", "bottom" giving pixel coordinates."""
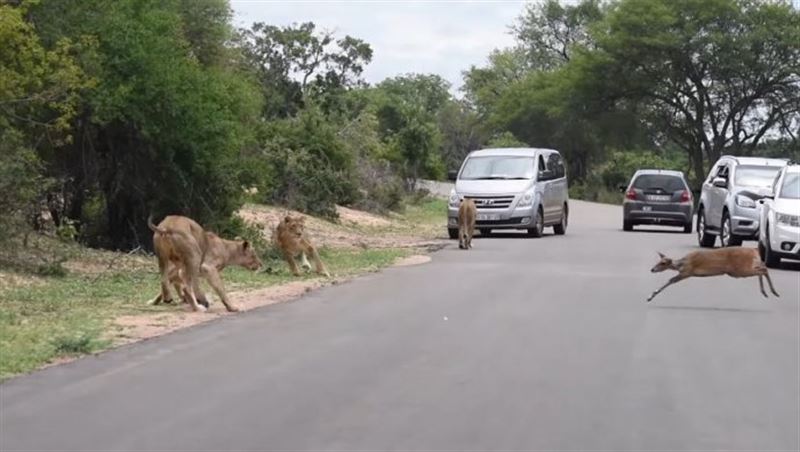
[
  {"left": 448, "top": 205, "right": 536, "bottom": 229},
  {"left": 769, "top": 223, "right": 800, "bottom": 257},
  {"left": 730, "top": 206, "right": 761, "bottom": 239},
  {"left": 623, "top": 202, "right": 692, "bottom": 226}
]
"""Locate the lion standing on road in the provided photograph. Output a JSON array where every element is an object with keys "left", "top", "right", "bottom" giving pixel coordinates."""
[
  {"left": 458, "top": 198, "right": 476, "bottom": 250},
  {"left": 272, "top": 215, "right": 330, "bottom": 277}
]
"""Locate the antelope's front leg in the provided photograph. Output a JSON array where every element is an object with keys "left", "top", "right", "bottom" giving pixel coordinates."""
[{"left": 647, "top": 274, "right": 686, "bottom": 303}]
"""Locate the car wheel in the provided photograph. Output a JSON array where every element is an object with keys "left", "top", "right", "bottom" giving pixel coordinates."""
[
  {"left": 761, "top": 225, "right": 781, "bottom": 268},
  {"left": 553, "top": 204, "right": 568, "bottom": 235},
  {"left": 527, "top": 208, "right": 544, "bottom": 238},
  {"left": 623, "top": 220, "right": 633, "bottom": 231},
  {"left": 682, "top": 222, "right": 692, "bottom": 234},
  {"left": 448, "top": 228, "right": 459, "bottom": 240},
  {"left": 720, "top": 210, "right": 742, "bottom": 247},
  {"left": 697, "top": 208, "right": 715, "bottom": 247}
]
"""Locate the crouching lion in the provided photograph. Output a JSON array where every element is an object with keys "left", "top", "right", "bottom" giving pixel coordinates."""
[
  {"left": 148, "top": 215, "right": 261, "bottom": 312},
  {"left": 272, "top": 214, "right": 330, "bottom": 277}
]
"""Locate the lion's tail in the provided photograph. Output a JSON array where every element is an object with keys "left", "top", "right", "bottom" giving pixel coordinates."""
[{"left": 147, "top": 214, "right": 169, "bottom": 235}]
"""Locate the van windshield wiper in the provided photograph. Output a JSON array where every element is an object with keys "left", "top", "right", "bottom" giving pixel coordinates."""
[{"left": 473, "top": 176, "right": 529, "bottom": 180}]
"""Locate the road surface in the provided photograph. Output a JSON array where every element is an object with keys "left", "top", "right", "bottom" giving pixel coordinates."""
[{"left": 2, "top": 201, "right": 799, "bottom": 451}]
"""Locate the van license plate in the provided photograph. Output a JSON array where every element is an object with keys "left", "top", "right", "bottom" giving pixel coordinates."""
[
  {"left": 642, "top": 206, "right": 652, "bottom": 212},
  {"left": 647, "top": 195, "right": 671, "bottom": 202},
  {"left": 477, "top": 214, "right": 499, "bottom": 221}
]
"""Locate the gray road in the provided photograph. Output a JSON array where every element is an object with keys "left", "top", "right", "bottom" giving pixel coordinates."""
[{"left": 2, "top": 201, "right": 799, "bottom": 451}]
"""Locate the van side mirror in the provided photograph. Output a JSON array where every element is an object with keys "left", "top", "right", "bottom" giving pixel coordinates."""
[
  {"left": 538, "top": 169, "right": 554, "bottom": 181},
  {"left": 712, "top": 177, "right": 727, "bottom": 188},
  {"left": 447, "top": 170, "right": 458, "bottom": 181}
]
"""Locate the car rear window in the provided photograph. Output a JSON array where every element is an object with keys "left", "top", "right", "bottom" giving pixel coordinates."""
[{"left": 632, "top": 174, "right": 686, "bottom": 192}]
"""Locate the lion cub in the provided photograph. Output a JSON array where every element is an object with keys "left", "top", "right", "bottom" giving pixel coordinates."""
[
  {"left": 273, "top": 215, "right": 330, "bottom": 277},
  {"left": 458, "top": 198, "right": 477, "bottom": 250}
]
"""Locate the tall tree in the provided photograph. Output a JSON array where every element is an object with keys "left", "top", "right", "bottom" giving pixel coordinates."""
[
  {"left": 512, "top": 0, "right": 603, "bottom": 70},
  {"left": 591, "top": 0, "right": 800, "bottom": 182},
  {"left": 237, "top": 22, "right": 372, "bottom": 118},
  {"left": 25, "top": 0, "right": 262, "bottom": 248}
]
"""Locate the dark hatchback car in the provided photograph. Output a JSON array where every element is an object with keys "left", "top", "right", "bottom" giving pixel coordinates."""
[{"left": 621, "top": 169, "right": 694, "bottom": 233}]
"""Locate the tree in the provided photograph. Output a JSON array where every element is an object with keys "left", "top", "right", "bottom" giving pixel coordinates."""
[
  {"left": 0, "top": 4, "right": 86, "bottom": 237},
  {"left": 25, "top": 0, "right": 262, "bottom": 249},
  {"left": 369, "top": 74, "right": 451, "bottom": 187},
  {"left": 237, "top": 22, "right": 372, "bottom": 119},
  {"left": 590, "top": 0, "right": 800, "bottom": 183},
  {"left": 462, "top": 48, "right": 529, "bottom": 118},
  {"left": 437, "top": 100, "right": 487, "bottom": 171},
  {"left": 512, "top": 0, "right": 603, "bottom": 70}
]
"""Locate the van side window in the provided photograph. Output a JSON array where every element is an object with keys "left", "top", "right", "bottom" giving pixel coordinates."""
[
  {"left": 548, "top": 153, "right": 565, "bottom": 179},
  {"left": 538, "top": 155, "right": 546, "bottom": 173}
]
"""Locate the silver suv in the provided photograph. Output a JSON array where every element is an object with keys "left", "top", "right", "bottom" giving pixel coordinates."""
[
  {"left": 696, "top": 156, "right": 787, "bottom": 247},
  {"left": 447, "top": 148, "right": 569, "bottom": 238}
]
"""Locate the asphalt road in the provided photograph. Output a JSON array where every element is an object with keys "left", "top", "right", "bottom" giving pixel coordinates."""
[{"left": 2, "top": 201, "right": 799, "bottom": 451}]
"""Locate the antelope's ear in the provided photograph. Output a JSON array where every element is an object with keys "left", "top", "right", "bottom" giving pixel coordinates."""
[{"left": 657, "top": 252, "right": 666, "bottom": 259}]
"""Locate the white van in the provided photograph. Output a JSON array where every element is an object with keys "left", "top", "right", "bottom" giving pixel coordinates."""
[{"left": 447, "top": 148, "right": 569, "bottom": 238}]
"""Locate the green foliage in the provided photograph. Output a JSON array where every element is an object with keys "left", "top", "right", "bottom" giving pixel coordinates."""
[
  {"left": 24, "top": 0, "right": 262, "bottom": 249},
  {"left": 591, "top": 0, "right": 800, "bottom": 181},
  {"left": 0, "top": 4, "right": 86, "bottom": 239},
  {"left": 258, "top": 106, "right": 358, "bottom": 218},
  {"left": 487, "top": 131, "right": 528, "bottom": 148}
]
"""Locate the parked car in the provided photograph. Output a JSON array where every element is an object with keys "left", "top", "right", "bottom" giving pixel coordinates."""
[
  {"left": 447, "top": 148, "right": 569, "bottom": 238},
  {"left": 758, "top": 163, "right": 800, "bottom": 267},
  {"left": 621, "top": 169, "right": 693, "bottom": 233},
  {"left": 696, "top": 156, "right": 788, "bottom": 247}
]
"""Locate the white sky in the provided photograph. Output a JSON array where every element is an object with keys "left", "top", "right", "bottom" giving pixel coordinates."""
[{"left": 230, "top": 0, "right": 527, "bottom": 92}]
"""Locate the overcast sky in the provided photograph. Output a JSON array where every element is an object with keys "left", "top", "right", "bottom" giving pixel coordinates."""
[{"left": 230, "top": 1, "right": 527, "bottom": 93}]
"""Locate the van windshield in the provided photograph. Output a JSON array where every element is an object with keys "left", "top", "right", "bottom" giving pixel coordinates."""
[{"left": 460, "top": 156, "right": 535, "bottom": 180}]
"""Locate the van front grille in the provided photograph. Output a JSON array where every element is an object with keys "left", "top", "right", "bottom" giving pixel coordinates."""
[{"left": 466, "top": 196, "right": 515, "bottom": 209}]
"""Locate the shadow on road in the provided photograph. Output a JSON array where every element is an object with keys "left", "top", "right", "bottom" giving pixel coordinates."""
[
  {"left": 625, "top": 227, "right": 690, "bottom": 235},
  {"left": 650, "top": 305, "right": 771, "bottom": 313}
]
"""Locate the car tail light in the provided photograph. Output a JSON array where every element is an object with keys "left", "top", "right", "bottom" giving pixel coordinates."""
[
  {"left": 625, "top": 189, "right": 637, "bottom": 200},
  {"left": 680, "top": 190, "right": 691, "bottom": 203}
]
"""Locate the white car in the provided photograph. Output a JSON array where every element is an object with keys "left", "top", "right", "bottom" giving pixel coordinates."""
[{"left": 758, "top": 163, "right": 800, "bottom": 267}]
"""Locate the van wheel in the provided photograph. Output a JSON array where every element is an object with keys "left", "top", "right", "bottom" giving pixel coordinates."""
[
  {"left": 527, "top": 208, "right": 544, "bottom": 238},
  {"left": 697, "top": 208, "right": 715, "bottom": 248},
  {"left": 682, "top": 222, "right": 692, "bottom": 234},
  {"left": 553, "top": 204, "right": 568, "bottom": 235},
  {"left": 479, "top": 228, "right": 492, "bottom": 236},
  {"left": 720, "top": 211, "right": 742, "bottom": 247},
  {"left": 623, "top": 220, "right": 633, "bottom": 231},
  {"left": 448, "top": 228, "right": 458, "bottom": 240}
]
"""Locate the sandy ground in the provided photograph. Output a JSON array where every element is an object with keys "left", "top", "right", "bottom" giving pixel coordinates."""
[
  {"left": 237, "top": 203, "right": 443, "bottom": 250},
  {"left": 108, "top": 253, "right": 431, "bottom": 347}
]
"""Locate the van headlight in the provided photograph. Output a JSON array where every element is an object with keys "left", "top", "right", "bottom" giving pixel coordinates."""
[
  {"left": 776, "top": 213, "right": 800, "bottom": 227},
  {"left": 736, "top": 195, "right": 756, "bottom": 208},
  {"left": 518, "top": 192, "right": 534, "bottom": 207},
  {"left": 448, "top": 190, "right": 460, "bottom": 207}
]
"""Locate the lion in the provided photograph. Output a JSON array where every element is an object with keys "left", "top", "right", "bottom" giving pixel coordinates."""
[
  {"left": 148, "top": 216, "right": 262, "bottom": 312},
  {"left": 458, "top": 198, "right": 476, "bottom": 250},
  {"left": 148, "top": 215, "right": 209, "bottom": 312},
  {"left": 272, "top": 214, "right": 330, "bottom": 277}
]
